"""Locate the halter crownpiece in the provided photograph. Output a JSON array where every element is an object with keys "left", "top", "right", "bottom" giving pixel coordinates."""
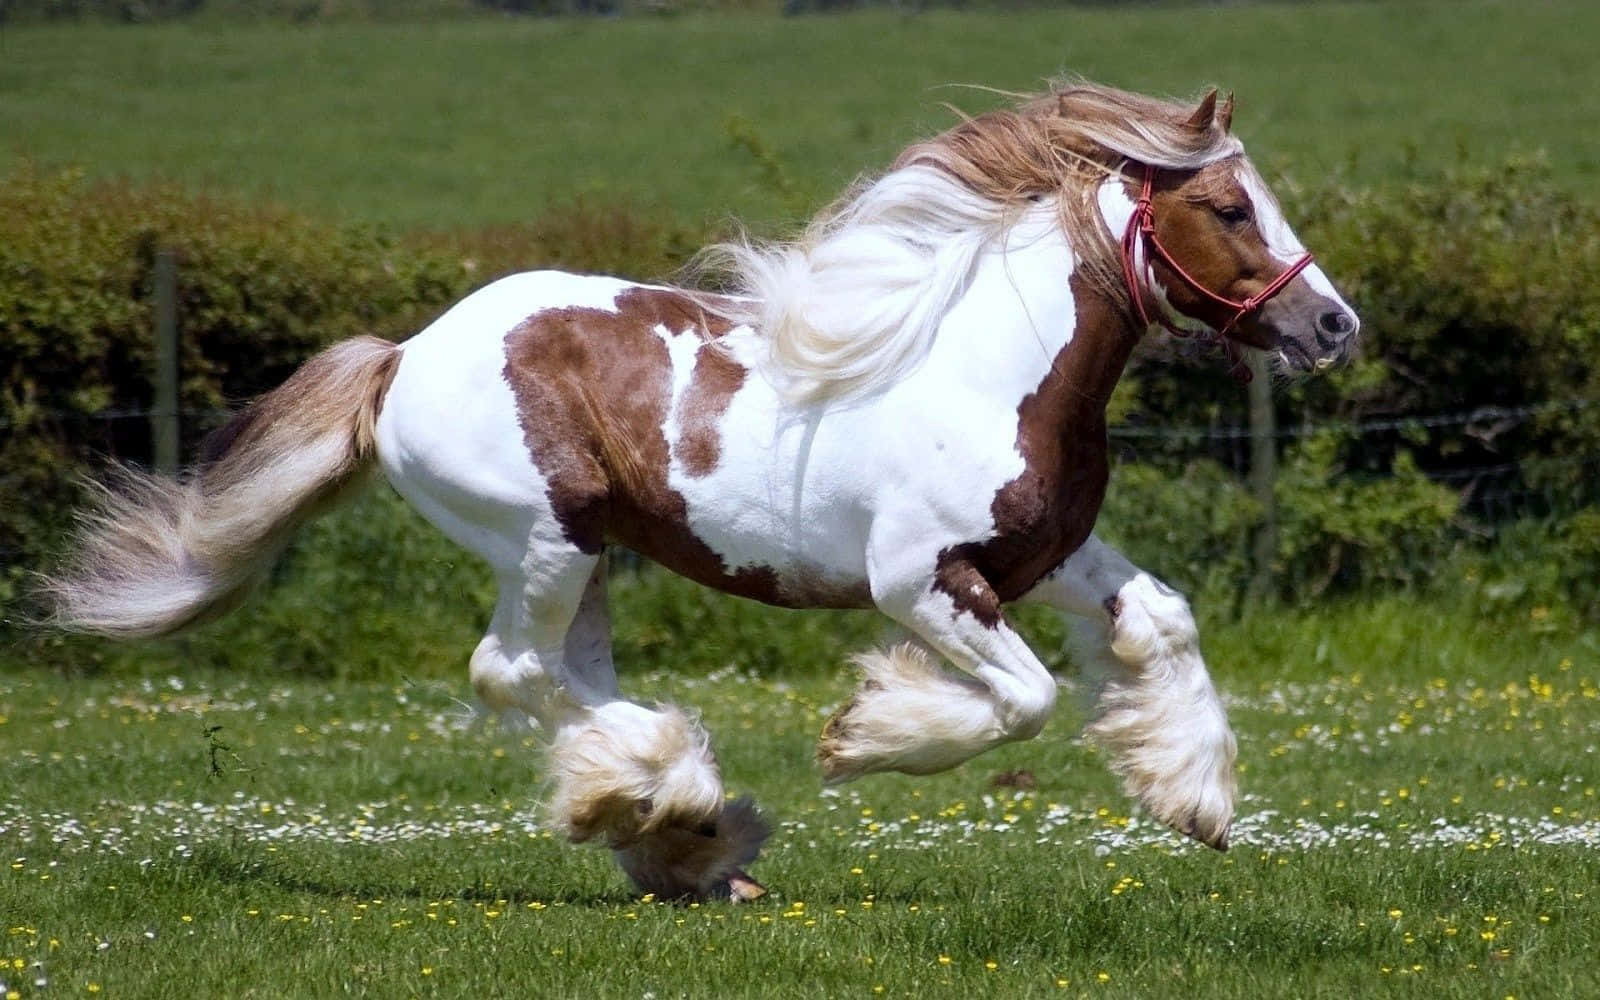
[{"left": 1119, "top": 164, "right": 1315, "bottom": 381}]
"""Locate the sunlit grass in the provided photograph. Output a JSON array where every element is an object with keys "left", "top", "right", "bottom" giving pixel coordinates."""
[
  {"left": 2, "top": 2, "right": 1597, "bottom": 233},
  {"left": 3, "top": 582, "right": 1597, "bottom": 998}
]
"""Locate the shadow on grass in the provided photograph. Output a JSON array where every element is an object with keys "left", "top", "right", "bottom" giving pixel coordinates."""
[{"left": 185, "top": 841, "right": 637, "bottom": 907}]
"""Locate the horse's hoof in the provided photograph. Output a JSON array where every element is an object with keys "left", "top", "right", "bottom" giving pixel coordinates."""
[
  {"left": 815, "top": 699, "right": 860, "bottom": 784},
  {"left": 727, "top": 870, "right": 766, "bottom": 902}
]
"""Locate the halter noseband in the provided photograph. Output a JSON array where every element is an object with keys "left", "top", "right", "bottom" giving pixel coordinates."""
[{"left": 1119, "top": 164, "right": 1314, "bottom": 381}]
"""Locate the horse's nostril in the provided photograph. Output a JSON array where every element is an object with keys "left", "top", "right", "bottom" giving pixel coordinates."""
[{"left": 1318, "top": 310, "right": 1354, "bottom": 336}]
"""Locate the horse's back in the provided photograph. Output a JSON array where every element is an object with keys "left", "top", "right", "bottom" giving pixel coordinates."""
[{"left": 371, "top": 269, "right": 881, "bottom": 608}]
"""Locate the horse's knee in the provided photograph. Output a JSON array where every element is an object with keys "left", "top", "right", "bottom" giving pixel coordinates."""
[
  {"left": 998, "top": 667, "right": 1057, "bottom": 741},
  {"left": 1106, "top": 573, "right": 1198, "bottom": 668},
  {"left": 469, "top": 635, "right": 557, "bottom": 720}
]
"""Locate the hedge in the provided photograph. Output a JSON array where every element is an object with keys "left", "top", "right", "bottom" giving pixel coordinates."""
[
  {"left": 0, "top": 166, "right": 697, "bottom": 605},
  {"left": 1120, "top": 156, "right": 1600, "bottom": 512},
  {"left": 3, "top": 156, "right": 1598, "bottom": 620}
]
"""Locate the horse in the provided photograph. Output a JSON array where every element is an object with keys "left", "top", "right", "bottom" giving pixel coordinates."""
[{"left": 44, "top": 80, "right": 1358, "bottom": 902}]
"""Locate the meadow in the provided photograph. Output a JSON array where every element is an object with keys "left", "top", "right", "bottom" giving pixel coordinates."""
[
  {"left": 2, "top": 1, "right": 1599, "bottom": 232},
  {"left": 4, "top": 579, "right": 1599, "bottom": 998},
  {"left": 4, "top": 1, "right": 1600, "bottom": 996}
]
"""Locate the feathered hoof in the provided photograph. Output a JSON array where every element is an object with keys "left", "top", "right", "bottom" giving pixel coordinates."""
[
  {"left": 1160, "top": 800, "right": 1231, "bottom": 852},
  {"left": 815, "top": 695, "right": 868, "bottom": 784},
  {"left": 1111, "top": 746, "right": 1235, "bottom": 852},
  {"left": 816, "top": 643, "right": 996, "bottom": 782},
  {"left": 613, "top": 796, "right": 773, "bottom": 902}
]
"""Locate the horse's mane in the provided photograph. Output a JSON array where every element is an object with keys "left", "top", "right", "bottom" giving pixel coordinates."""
[{"left": 701, "top": 79, "right": 1245, "bottom": 404}]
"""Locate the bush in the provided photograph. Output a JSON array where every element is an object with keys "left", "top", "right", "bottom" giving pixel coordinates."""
[
  {"left": 1458, "top": 504, "right": 1600, "bottom": 623},
  {"left": 1118, "top": 156, "right": 1600, "bottom": 517},
  {"left": 0, "top": 166, "right": 472, "bottom": 590},
  {"left": 6, "top": 155, "right": 1599, "bottom": 648},
  {"left": 1273, "top": 433, "right": 1460, "bottom": 598},
  {"left": 1291, "top": 157, "right": 1600, "bottom": 499},
  {"left": 1099, "top": 437, "right": 1460, "bottom": 608},
  {"left": 1097, "top": 459, "right": 1259, "bottom": 602}
]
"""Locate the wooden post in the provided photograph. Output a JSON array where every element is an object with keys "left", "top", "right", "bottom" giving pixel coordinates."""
[
  {"left": 1248, "top": 351, "right": 1277, "bottom": 598},
  {"left": 152, "top": 248, "right": 180, "bottom": 477}
]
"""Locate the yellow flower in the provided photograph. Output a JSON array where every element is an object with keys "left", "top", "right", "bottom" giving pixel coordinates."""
[
  {"left": 937, "top": 955, "right": 952, "bottom": 966},
  {"left": 1388, "top": 909, "right": 1404, "bottom": 919},
  {"left": 985, "top": 960, "right": 998, "bottom": 971},
  {"left": 1097, "top": 971, "right": 1111, "bottom": 983}
]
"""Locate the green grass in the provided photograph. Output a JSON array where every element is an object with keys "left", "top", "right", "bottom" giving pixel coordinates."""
[
  {"left": 4, "top": 4, "right": 1600, "bottom": 995},
  {"left": 4, "top": 571, "right": 1598, "bottom": 998},
  {"left": 3, "top": 2, "right": 1598, "bottom": 233}
]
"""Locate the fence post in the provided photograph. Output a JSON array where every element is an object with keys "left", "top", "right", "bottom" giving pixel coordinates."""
[
  {"left": 152, "top": 248, "right": 180, "bottom": 477},
  {"left": 1248, "top": 351, "right": 1277, "bottom": 597}
]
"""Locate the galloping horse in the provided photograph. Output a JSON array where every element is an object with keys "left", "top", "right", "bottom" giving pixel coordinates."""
[{"left": 46, "top": 81, "right": 1358, "bottom": 901}]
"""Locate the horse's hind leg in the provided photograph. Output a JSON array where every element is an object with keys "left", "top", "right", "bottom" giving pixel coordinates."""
[{"left": 473, "top": 553, "right": 768, "bottom": 900}]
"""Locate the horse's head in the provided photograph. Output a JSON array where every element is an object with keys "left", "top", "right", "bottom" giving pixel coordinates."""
[{"left": 1112, "top": 92, "right": 1359, "bottom": 374}]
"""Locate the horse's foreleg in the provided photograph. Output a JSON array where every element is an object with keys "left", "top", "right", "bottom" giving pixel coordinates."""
[
  {"left": 1025, "top": 534, "right": 1236, "bottom": 849},
  {"left": 818, "top": 549, "right": 1058, "bottom": 782},
  {"left": 473, "top": 554, "right": 767, "bottom": 900}
]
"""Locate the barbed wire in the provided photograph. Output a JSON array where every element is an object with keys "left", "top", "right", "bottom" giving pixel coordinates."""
[
  {"left": 0, "top": 406, "right": 235, "bottom": 431},
  {"left": 1107, "top": 397, "right": 1597, "bottom": 441},
  {"left": 6, "top": 396, "right": 1596, "bottom": 440}
]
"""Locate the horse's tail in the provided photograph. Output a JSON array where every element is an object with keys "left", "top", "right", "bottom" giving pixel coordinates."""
[{"left": 43, "top": 335, "right": 402, "bottom": 639}]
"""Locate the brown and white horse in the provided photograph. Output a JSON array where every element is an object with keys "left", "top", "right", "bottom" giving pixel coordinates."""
[{"left": 45, "top": 82, "right": 1357, "bottom": 900}]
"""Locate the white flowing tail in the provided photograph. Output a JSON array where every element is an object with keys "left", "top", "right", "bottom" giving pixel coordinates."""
[{"left": 43, "top": 336, "right": 401, "bottom": 638}]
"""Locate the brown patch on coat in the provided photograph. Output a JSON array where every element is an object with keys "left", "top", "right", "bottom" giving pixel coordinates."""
[
  {"left": 933, "top": 270, "right": 1139, "bottom": 623},
  {"left": 503, "top": 287, "right": 867, "bottom": 609},
  {"left": 678, "top": 346, "right": 746, "bottom": 478}
]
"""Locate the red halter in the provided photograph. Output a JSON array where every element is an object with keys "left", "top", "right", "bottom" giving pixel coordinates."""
[{"left": 1119, "top": 165, "right": 1314, "bottom": 381}]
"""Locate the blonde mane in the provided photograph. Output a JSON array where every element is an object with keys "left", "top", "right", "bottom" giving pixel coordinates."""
[{"left": 704, "top": 80, "right": 1245, "bottom": 404}]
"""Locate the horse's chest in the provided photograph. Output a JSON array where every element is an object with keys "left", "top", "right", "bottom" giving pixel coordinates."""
[{"left": 969, "top": 417, "right": 1110, "bottom": 602}]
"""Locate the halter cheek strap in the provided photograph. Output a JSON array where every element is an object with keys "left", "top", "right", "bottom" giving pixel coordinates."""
[{"left": 1120, "top": 165, "right": 1315, "bottom": 381}]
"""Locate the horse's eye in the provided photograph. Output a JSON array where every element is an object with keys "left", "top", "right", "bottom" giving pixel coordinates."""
[{"left": 1215, "top": 205, "right": 1251, "bottom": 226}]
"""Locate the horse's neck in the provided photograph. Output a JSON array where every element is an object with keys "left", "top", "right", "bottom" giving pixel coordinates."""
[{"left": 917, "top": 206, "right": 1134, "bottom": 420}]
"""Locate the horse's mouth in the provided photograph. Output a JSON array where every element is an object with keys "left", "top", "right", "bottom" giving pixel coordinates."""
[{"left": 1276, "top": 338, "right": 1319, "bottom": 373}]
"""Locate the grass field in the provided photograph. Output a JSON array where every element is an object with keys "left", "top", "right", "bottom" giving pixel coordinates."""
[
  {"left": 5, "top": 2, "right": 1600, "bottom": 996},
  {"left": 4, "top": 571, "right": 1599, "bottom": 998},
  {"left": 3, "top": 1, "right": 1599, "bottom": 232}
]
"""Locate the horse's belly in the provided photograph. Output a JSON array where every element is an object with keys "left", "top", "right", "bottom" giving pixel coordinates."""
[{"left": 660, "top": 399, "right": 875, "bottom": 609}]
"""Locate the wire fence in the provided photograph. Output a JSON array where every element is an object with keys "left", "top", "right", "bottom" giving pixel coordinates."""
[
  {"left": 8, "top": 394, "right": 1596, "bottom": 523},
  {"left": 1106, "top": 397, "right": 1597, "bottom": 441}
]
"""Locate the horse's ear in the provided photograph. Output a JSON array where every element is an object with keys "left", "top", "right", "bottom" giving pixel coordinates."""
[
  {"left": 1184, "top": 89, "right": 1219, "bottom": 132},
  {"left": 1217, "top": 92, "right": 1235, "bottom": 133}
]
